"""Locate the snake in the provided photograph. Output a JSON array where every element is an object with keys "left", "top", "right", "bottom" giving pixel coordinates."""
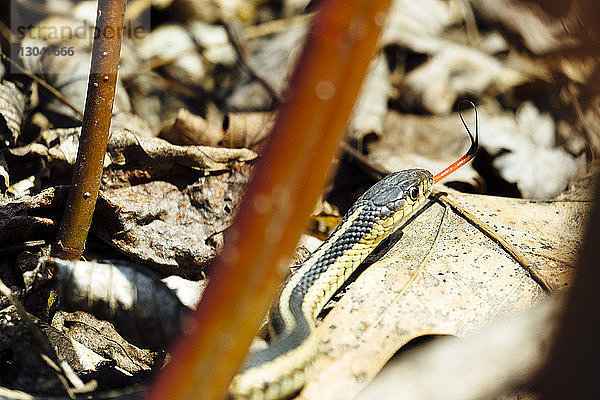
[{"left": 229, "top": 103, "right": 479, "bottom": 400}]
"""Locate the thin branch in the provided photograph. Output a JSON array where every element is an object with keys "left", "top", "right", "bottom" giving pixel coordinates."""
[
  {"left": 0, "top": 50, "right": 84, "bottom": 121},
  {"left": 52, "top": 0, "right": 127, "bottom": 260},
  {"left": 223, "top": 20, "right": 283, "bottom": 106}
]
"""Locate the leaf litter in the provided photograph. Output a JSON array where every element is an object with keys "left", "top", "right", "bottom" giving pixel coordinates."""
[{"left": 0, "top": 0, "right": 598, "bottom": 398}]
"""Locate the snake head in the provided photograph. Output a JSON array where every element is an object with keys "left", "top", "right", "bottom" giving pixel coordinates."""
[{"left": 367, "top": 168, "right": 434, "bottom": 222}]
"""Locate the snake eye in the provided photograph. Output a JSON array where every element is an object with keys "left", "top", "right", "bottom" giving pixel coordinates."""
[{"left": 408, "top": 186, "right": 419, "bottom": 202}]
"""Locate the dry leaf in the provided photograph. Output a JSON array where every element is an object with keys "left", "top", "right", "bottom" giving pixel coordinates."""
[
  {"left": 0, "top": 153, "right": 9, "bottom": 191},
  {"left": 295, "top": 190, "right": 586, "bottom": 399},
  {"left": 16, "top": 5, "right": 131, "bottom": 121},
  {"left": 400, "top": 44, "right": 504, "bottom": 114},
  {"left": 6, "top": 176, "right": 36, "bottom": 198},
  {"left": 46, "top": 258, "right": 187, "bottom": 350},
  {"left": 158, "top": 108, "right": 224, "bottom": 147},
  {"left": 381, "top": 0, "right": 457, "bottom": 53},
  {"left": 106, "top": 128, "right": 257, "bottom": 172},
  {"left": 0, "top": 80, "right": 27, "bottom": 148},
  {"left": 222, "top": 112, "right": 273, "bottom": 149},
  {"left": 348, "top": 55, "right": 390, "bottom": 145},
  {"left": 356, "top": 294, "right": 565, "bottom": 400},
  {"left": 138, "top": 24, "right": 207, "bottom": 88},
  {"left": 481, "top": 103, "right": 583, "bottom": 199},
  {"left": 0, "top": 308, "right": 66, "bottom": 394},
  {"left": 189, "top": 21, "right": 237, "bottom": 66},
  {"left": 37, "top": 127, "right": 257, "bottom": 173},
  {"left": 40, "top": 319, "right": 111, "bottom": 374},
  {"left": 0, "top": 186, "right": 66, "bottom": 244},
  {"left": 162, "top": 275, "right": 207, "bottom": 309},
  {"left": 227, "top": 23, "right": 307, "bottom": 109},
  {"left": 95, "top": 165, "right": 250, "bottom": 275},
  {"left": 52, "top": 310, "right": 159, "bottom": 374},
  {"left": 470, "top": 0, "right": 594, "bottom": 55}
]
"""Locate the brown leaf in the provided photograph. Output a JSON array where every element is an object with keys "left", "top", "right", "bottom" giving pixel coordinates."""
[
  {"left": 348, "top": 55, "right": 390, "bottom": 146},
  {"left": 222, "top": 112, "right": 273, "bottom": 149},
  {"left": 0, "top": 186, "right": 67, "bottom": 244},
  {"left": 95, "top": 165, "right": 250, "bottom": 275},
  {"left": 355, "top": 294, "right": 565, "bottom": 400},
  {"left": 0, "top": 80, "right": 28, "bottom": 148},
  {"left": 46, "top": 258, "right": 187, "bottom": 350},
  {"left": 37, "top": 127, "right": 257, "bottom": 173},
  {"left": 0, "top": 309, "right": 65, "bottom": 394},
  {"left": 158, "top": 108, "right": 224, "bottom": 147},
  {"left": 52, "top": 311, "right": 159, "bottom": 374},
  {"left": 106, "top": 128, "right": 257, "bottom": 172}
]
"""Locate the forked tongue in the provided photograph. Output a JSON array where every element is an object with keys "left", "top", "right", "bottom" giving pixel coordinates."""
[{"left": 433, "top": 100, "right": 479, "bottom": 184}]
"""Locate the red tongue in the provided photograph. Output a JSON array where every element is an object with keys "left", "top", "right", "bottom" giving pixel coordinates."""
[{"left": 433, "top": 100, "right": 479, "bottom": 184}]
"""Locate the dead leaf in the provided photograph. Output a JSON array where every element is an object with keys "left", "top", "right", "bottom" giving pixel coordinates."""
[
  {"left": 17, "top": 8, "right": 130, "bottom": 121},
  {"left": 400, "top": 44, "right": 504, "bottom": 114},
  {"left": 222, "top": 112, "right": 273, "bottom": 149},
  {"left": 470, "top": 0, "right": 596, "bottom": 55},
  {"left": 348, "top": 55, "right": 390, "bottom": 145},
  {"left": 0, "top": 153, "right": 9, "bottom": 191},
  {"left": 6, "top": 176, "right": 36, "bottom": 198},
  {"left": 0, "top": 186, "right": 66, "bottom": 244},
  {"left": 0, "top": 80, "right": 28, "bottom": 148},
  {"left": 227, "top": 23, "right": 307, "bottom": 110},
  {"left": 46, "top": 258, "right": 187, "bottom": 350},
  {"left": 0, "top": 308, "right": 66, "bottom": 394},
  {"left": 106, "top": 128, "right": 257, "bottom": 172},
  {"left": 40, "top": 318, "right": 112, "bottom": 375},
  {"left": 162, "top": 275, "right": 207, "bottom": 309},
  {"left": 296, "top": 191, "right": 586, "bottom": 399},
  {"left": 381, "top": 0, "right": 457, "bottom": 53},
  {"left": 189, "top": 21, "right": 237, "bottom": 66},
  {"left": 52, "top": 311, "right": 159, "bottom": 374},
  {"left": 481, "top": 103, "right": 583, "bottom": 199},
  {"left": 95, "top": 165, "right": 250, "bottom": 274},
  {"left": 35, "top": 127, "right": 257, "bottom": 173},
  {"left": 137, "top": 24, "right": 207, "bottom": 89},
  {"left": 355, "top": 294, "right": 565, "bottom": 400},
  {"left": 159, "top": 108, "right": 224, "bottom": 147}
]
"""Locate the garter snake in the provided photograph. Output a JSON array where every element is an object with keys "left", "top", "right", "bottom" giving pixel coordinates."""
[
  {"left": 229, "top": 169, "right": 434, "bottom": 399},
  {"left": 230, "top": 102, "right": 479, "bottom": 400}
]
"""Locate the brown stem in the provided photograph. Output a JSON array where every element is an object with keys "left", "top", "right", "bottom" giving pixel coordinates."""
[{"left": 52, "top": 0, "right": 127, "bottom": 260}]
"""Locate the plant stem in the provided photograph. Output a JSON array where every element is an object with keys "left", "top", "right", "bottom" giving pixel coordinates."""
[{"left": 53, "top": 0, "right": 126, "bottom": 260}]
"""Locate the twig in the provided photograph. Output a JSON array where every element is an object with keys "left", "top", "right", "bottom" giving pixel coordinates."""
[
  {"left": 52, "top": 0, "right": 127, "bottom": 260},
  {"left": 223, "top": 20, "right": 283, "bottom": 106},
  {"left": 0, "top": 277, "right": 96, "bottom": 397},
  {"left": 434, "top": 190, "right": 554, "bottom": 293},
  {"left": 341, "top": 142, "right": 388, "bottom": 180},
  {"left": 244, "top": 13, "right": 315, "bottom": 40},
  {"left": 0, "top": 50, "right": 84, "bottom": 121}
]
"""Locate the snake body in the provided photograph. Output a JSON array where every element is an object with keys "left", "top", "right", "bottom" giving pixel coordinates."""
[{"left": 230, "top": 169, "right": 434, "bottom": 399}]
